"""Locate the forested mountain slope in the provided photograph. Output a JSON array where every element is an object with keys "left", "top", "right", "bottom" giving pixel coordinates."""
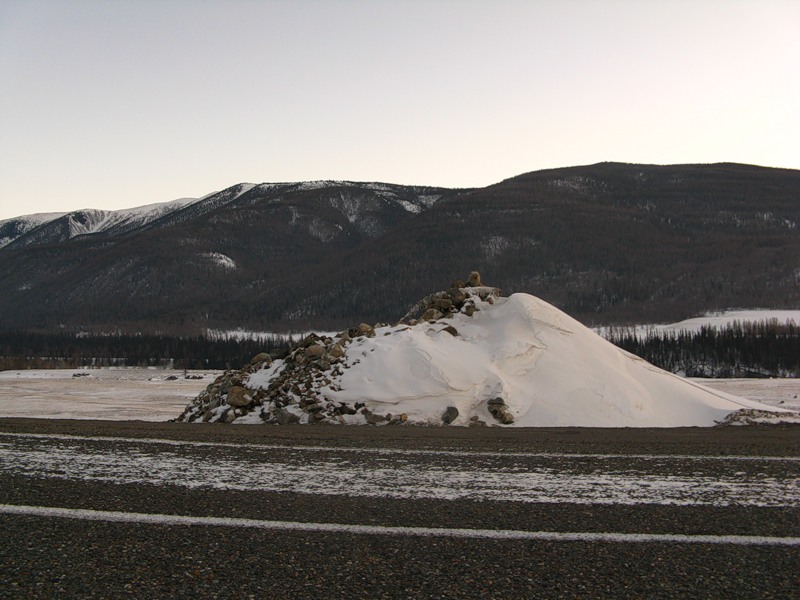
[{"left": 0, "top": 163, "right": 796, "bottom": 334}]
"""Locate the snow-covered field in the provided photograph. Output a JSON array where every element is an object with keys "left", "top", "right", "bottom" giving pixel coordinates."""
[
  {"left": 0, "top": 367, "right": 797, "bottom": 424},
  {"left": 0, "top": 369, "right": 219, "bottom": 421},
  {"left": 605, "top": 309, "right": 800, "bottom": 336}
]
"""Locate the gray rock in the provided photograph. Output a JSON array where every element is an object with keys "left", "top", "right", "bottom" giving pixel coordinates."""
[
  {"left": 250, "top": 352, "right": 272, "bottom": 366},
  {"left": 421, "top": 308, "right": 444, "bottom": 321},
  {"left": 355, "top": 323, "right": 375, "bottom": 337},
  {"left": 500, "top": 411, "right": 515, "bottom": 424},
  {"left": 363, "top": 409, "right": 387, "bottom": 425},
  {"left": 226, "top": 386, "right": 253, "bottom": 408},
  {"left": 441, "top": 406, "right": 459, "bottom": 424},
  {"left": 275, "top": 407, "right": 300, "bottom": 425},
  {"left": 305, "top": 344, "right": 326, "bottom": 359},
  {"left": 446, "top": 288, "right": 467, "bottom": 306},
  {"left": 487, "top": 397, "right": 515, "bottom": 424},
  {"left": 299, "top": 334, "right": 321, "bottom": 348},
  {"left": 433, "top": 298, "right": 453, "bottom": 312}
]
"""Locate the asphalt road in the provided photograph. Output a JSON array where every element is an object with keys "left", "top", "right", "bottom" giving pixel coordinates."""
[{"left": 0, "top": 418, "right": 798, "bottom": 599}]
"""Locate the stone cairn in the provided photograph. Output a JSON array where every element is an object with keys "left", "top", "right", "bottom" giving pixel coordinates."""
[{"left": 176, "top": 272, "right": 514, "bottom": 426}]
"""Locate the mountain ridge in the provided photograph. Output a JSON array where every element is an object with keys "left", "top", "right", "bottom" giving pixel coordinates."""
[{"left": 0, "top": 162, "right": 797, "bottom": 334}]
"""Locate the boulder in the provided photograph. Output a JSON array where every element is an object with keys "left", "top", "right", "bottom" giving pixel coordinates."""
[
  {"left": 421, "top": 308, "right": 444, "bottom": 321},
  {"left": 275, "top": 407, "right": 300, "bottom": 425},
  {"left": 487, "top": 397, "right": 514, "bottom": 424},
  {"left": 433, "top": 298, "right": 454, "bottom": 312},
  {"left": 305, "top": 344, "right": 326, "bottom": 359},
  {"left": 352, "top": 323, "right": 376, "bottom": 338},
  {"left": 446, "top": 288, "right": 467, "bottom": 306},
  {"left": 250, "top": 352, "right": 272, "bottom": 366},
  {"left": 441, "top": 406, "right": 459, "bottom": 424},
  {"left": 337, "top": 403, "right": 358, "bottom": 415},
  {"left": 500, "top": 411, "right": 515, "bottom": 425},
  {"left": 364, "top": 410, "right": 388, "bottom": 425},
  {"left": 226, "top": 386, "right": 253, "bottom": 408},
  {"left": 299, "top": 334, "right": 321, "bottom": 348}
]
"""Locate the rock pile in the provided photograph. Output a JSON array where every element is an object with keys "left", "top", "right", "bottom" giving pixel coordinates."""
[
  {"left": 400, "top": 271, "right": 500, "bottom": 324},
  {"left": 176, "top": 272, "right": 509, "bottom": 426}
]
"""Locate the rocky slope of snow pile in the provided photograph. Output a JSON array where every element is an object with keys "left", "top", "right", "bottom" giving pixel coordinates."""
[{"left": 177, "top": 274, "right": 796, "bottom": 427}]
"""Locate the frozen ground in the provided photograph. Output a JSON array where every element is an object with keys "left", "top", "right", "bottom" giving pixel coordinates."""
[
  {"left": 690, "top": 378, "right": 800, "bottom": 413},
  {"left": 0, "top": 369, "right": 219, "bottom": 421},
  {"left": 0, "top": 367, "right": 796, "bottom": 423},
  {"left": 2, "top": 432, "right": 797, "bottom": 507}
]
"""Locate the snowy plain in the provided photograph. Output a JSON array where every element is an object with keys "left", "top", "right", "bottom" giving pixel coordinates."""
[
  {"left": 0, "top": 368, "right": 797, "bottom": 423},
  {"left": 0, "top": 369, "right": 217, "bottom": 421},
  {"left": 602, "top": 309, "right": 800, "bottom": 337},
  {"left": 0, "top": 361, "right": 798, "bottom": 425}
]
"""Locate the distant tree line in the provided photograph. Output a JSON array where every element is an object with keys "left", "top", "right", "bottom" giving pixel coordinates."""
[
  {"left": 2, "top": 320, "right": 798, "bottom": 378},
  {"left": 0, "top": 331, "right": 294, "bottom": 371},
  {"left": 604, "top": 319, "right": 800, "bottom": 378}
]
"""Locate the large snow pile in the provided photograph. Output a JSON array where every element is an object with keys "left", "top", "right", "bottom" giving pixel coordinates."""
[{"left": 177, "top": 278, "right": 796, "bottom": 427}]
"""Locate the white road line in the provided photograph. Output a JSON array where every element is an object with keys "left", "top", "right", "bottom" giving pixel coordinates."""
[
  {"left": 1, "top": 432, "right": 797, "bottom": 462},
  {"left": 2, "top": 504, "right": 799, "bottom": 546}
]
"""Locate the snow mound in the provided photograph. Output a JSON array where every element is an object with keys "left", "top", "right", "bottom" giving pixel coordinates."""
[
  {"left": 327, "top": 293, "right": 789, "bottom": 427},
  {"left": 178, "top": 285, "right": 796, "bottom": 427}
]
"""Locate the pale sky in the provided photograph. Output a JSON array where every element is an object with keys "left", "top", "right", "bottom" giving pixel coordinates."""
[{"left": 1, "top": 0, "right": 798, "bottom": 221}]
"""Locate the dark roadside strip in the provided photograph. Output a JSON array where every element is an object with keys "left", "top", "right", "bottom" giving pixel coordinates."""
[
  {"left": 2, "top": 474, "right": 798, "bottom": 539},
  {"left": 3, "top": 514, "right": 797, "bottom": 600},
  {"left": 1, "top": 417, "right": 799, "bottom": 457}
]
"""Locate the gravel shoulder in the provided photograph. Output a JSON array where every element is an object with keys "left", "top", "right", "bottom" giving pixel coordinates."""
[
  {"left": 1, "top": 417, "right": 799, "bottom": 455},
  {"left": 1, "top": 419, "right": 798, "bottom": 599}
]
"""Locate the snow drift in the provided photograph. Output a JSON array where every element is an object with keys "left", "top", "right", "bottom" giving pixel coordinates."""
[
  {"left": 329, "top": 292, "right": 788, "bottom": 427},
  {"left": 179, "top": 285, "right": 795, "bottom": 427}
]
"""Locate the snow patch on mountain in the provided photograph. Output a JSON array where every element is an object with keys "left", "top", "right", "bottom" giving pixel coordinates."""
[
  {"left": 67, "top": 210, "right": 112, "bottom": 237},
  {"left": 0, "top": 212, "right": 66, "bottom": 248},
  {"left": 201, "top": 252, "right": 236, "bottom": 270},
  {"left": 328, "top": 192, "right": 371, "bottom": 224},
  {"left": 1, "top": 198, "right": 198, "bottom": 248},
  {"left": 395, "top": 199, "right": 424, "bottom": 213},
  {"left": 87, "top": 197, "right": 197, "bottom": 235},
  {"left": 232, "top": 183, "right": 258, "bottom": 199}
]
